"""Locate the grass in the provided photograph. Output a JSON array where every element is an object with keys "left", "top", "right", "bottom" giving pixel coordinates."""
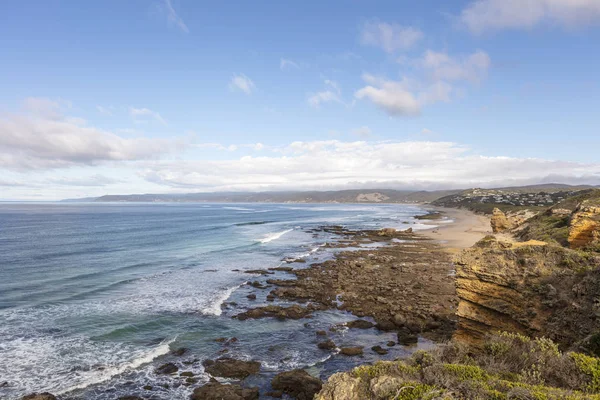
[{"left": 319, "top": 333, "right": 600, "bottom": 400}]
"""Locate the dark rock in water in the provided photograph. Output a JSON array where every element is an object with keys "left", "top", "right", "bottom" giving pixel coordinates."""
[
  {"left": 269, "top": 266, "right": 294, "bottom": 272},
  {"left": 346, "top": 319, "right": 374, "bottom": 329},
  {"left": 171, "top": 347, "right": 188, "bottom": 356},
  {"left": 191, "top": 379, "right": 259, "bottom": 400},
  {"left": 226, "top": 337, "right": 238, "bottom": 345},
  {"left": 21, "top": 394, "right": 57, "bottom": 400},
  {"left": 180, "top": 371, "right": 194, "bottom": 377},
  {"left": 186, "top": 377, "right": 198, "bottom": 384},
  {"left": 143, "top": 385, "right": 153, "bottom": 390},
  {"left": 397, "top": 329, "right": 418, "bottom": 345},
  {"left": 317, "top": 340, "right": 336, "bottom": 350},
  {"left": 202, "top": 357, "right": 261, "bottom": 379},
  {"left": 266, "top": 294, "right": 275, "bottom": 302},
  {"left": 266, "top": 279, "right": 297, "bottom": 287},
  {"left": 371, "top": 345, "right": 388, "bottom": 355},
  {"left": 271, "top": 369, "right": 323, "bottom": 400},
  {"left": 234, "top": 305, "right": 314, "bottom": 321},
  {"left": 249, "top": 281, "right": 267, "bottom": 289},
  {"left": 118, "top": 396, "right": 144, "bottom": 400},
  {"left": 316, "top": 330, "right": 327, "bottom": 336},
  {"left": 214, "top": 337, "right": 227, "bottom": 343},
  {"left": 1, "top": 381, "right": 8, "bottom": 387},
  {"left": 387, "top": 341, "right": 396, "bottom": 347},
  {"left": 246, "top": 293, "right": 257, "bottom": 300},
  {"left": 375, "top": 320, "right": 396, "bottom": 331},
  {"left": 265, "top": 390, "right": 283, "bottom": 398},
  {"left": 340, "top": 346, "right": 363, "bottom": 356},
  {"left": 244, "top": 269, "right": 274, "bottom": 275},
  {"left": 155, "top": 362, "right": 178, "bottom": 374}
]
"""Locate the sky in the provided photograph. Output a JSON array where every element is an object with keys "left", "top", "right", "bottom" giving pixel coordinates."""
[{"left": 1, "top": 0, "right": 599, "bottom": 200}]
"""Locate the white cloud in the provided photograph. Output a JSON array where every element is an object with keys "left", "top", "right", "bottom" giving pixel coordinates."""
[
  {"left": 96, "top": 105, "right": 114, "bottom": 116},
  {"left": 308, "top": 80, "right": 345, "bottom": 108},
  {"left": 0, "top": 98, "right": 185, "bottom": 170},
  {"left": 421, "top": 50, "right": 491, "bottom": 82},
  {"left": 229, "top": 74, "right": 256, "bottom": 94},
  {"left": 164, "top": 0, "right": 189, "bottom": 33},
  {"left": 460, "top": 0, "right": 600, "bottom": 34},
  {"left": 129, "top": 107, "right": 167, "bottom": 125},
  {"left": 138, "top": 139, "right": 600, "bottom": 191},
  {"left": 280, "top": 58, "right": 300, "bottom": 70},
  {"left": 356, "top": 49, "right": 491, "bottom": 116},
  {"left": 360, "top": 20, "right": 423, "bottom": 53},
  {"left": 355, "top": 74, "right": 422, "bottom": 116},
  {"left": 351, "top": 126, "right": 372, "bottom": 137}
]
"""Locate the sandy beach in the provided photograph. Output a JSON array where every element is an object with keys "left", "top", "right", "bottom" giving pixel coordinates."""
[{"left": 420, "top": 207, "right": 491, "bottom": 253}]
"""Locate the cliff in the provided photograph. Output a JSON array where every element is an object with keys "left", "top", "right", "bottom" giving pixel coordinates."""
[{"left": 454, "top": 239, "right": 600, "bottom": 348}]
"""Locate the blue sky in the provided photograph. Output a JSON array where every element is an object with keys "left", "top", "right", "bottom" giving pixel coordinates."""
[{"left": 1, "top": 0, "right": 599, "bottom": 200}]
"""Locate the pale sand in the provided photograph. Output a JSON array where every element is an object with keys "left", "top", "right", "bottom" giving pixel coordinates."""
[{"left": 419, "top": 207, "right": 491, "bottom": 253}]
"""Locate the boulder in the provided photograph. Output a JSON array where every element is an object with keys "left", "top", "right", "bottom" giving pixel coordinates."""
[
  {"left": 377, "top": 228, "right": 396, "bottom": 237},
  {"left": 397, "top": 329, "right": 418, "bottom": 345},
  {"left": 491, "top": 208, "right": 513, "bottom": 233},
  {"left": 171, "top": 347, "right": 188, "bottom": 356},
  {"left": 202, "top": 358, "right": 260, "bottom": 379},
  {"left": 345, "top": 319, "right": 374, "bottom": 329},
  {"left": 271, "top": 369, "right": 323, "bottom": 400},
  {"left": 191, "top": 379, "right": 259, "bottom": 400},
  {"left": 339, "top": 346, "right": 363, "bottom": 356},
  {"left": 155, "top": 362, "right": 178, "bottom": 374},
  {"left": 371, "top": 345, "right": 388, "bottom": 355},
  {"left": 21, "top": 394, "right": 57, "bottom": 400},
  {"left": 234, "top": 305, "right": 313, "bottom": 321},
  {"left": 317, "top": 340, "right": 336, "bottom": 350}
]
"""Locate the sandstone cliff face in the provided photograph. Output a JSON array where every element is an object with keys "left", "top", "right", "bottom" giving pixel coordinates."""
[
  {"left": 568, "top": 201, "right": 600, "bottom": 249},
  {"left": 454, "top": 239, "right": 600, "bottom": 348},
  {"left": 490, "top": 208, "right": 513, "bottom": 233}
]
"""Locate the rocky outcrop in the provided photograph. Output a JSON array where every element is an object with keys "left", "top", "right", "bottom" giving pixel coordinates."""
[
  {"left": 21, "top": 394, "right": 57, "bottom": 400},
  {"left": 490, "top": 208, "right": 513, "bottom": 233},
  {"left": 454, "top": 238, "right": 600, "bottom": 348},
  {"left": 271, "top": 369, "right": 323, "bottom": 400},
  {"left": 202, "top": 358, "right": 260, "bottom": 379},
  {"left": 191, "top": 379, "right": 259, "bottom": 400},
  {"left": 568, "top": 201, "right": 600, "bottom": 249}
]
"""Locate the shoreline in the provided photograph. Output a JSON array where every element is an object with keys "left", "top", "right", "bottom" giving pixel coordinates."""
[{"left": 419, "top": 206, "right": 491, "bottom": 253}]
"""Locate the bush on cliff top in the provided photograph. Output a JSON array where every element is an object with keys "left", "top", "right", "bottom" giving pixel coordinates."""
[{"left": 318, "top": 333, "right": 600, "bottom": 400}]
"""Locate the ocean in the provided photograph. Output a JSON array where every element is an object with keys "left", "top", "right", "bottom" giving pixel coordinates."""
[{"left": 0, "top": 202, "right": 437, "bottom": 399}]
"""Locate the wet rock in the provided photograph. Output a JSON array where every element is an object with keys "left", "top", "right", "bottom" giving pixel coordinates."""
[
  {"left": 317, "top": 340, "right": 336, "bottom": 350},
  {"left": 265, "top": 390, "right": 283, "bottom": 398},
  {"left": 202, "top": 357, "right": 261, "bottom": 379},
  {"left": 375, "top": 320, "right": 396, "bottom": 331},
  {"left": 191, "top": 379, "right": 259, "bottom": 400},
  {"left": 267, "top": 279, "right": 297, "bottom": 287},
  {"left": 346, "top": 319, "right": 374, "bottom": 329},
  {"left": 180, "top": 371, "right": 194, "bottom": 377},
  {"left": 386, "top": 341, "right": 396, "bottom": 347},
  {"left": 397, "top": 329, "right": 418, "bottom": 346},
  {"left": 21, "top": 394, "right": 57, "bottom": 400},
  {"left": 371, "top": 345, "right": 388, "bottom": 355},
  {"left": 246, "top": 293, "right": 257, "bottom": 300},
  {"left": 340, "top": 346, "right": 363, "bottom": 356},
  {"left": 226, "top": 337, "right": 238, "bottom": 345},
  {"left": 215, "top": 337, "right": 227, "bottom": 343},
  {"left": 118, "top": 396, "right": 144, "bottom": 400},
  {"left": 186, "top": 377, "right": 198, "bottom": 384},
  {"left": 271, "top": 369, "right": 323, "bottom": 400},
  {"left": 266, "top": 294, "right": 275, "bottom": 302},
  {"left": 269, "top": 266, "right": 294, "bottom": 272},
  {"left": 244, "top": 269, "right": 274, "bottom": 275},
  {"left": 155, "top": 362, "right": 178, "bottom": 374},
  {"left": 143, "top": 385, "right": 153, "bottom": 390},
  {"left": 234, "top": 305, "right": 313, "bottom": 321},
  {"left": 249, "top": 281, "right": 267, "bottom": 289},
  {"left": 171, "top": 347, "right": 188, "bottom": 356},
  {"left": 316, "top": 330, "right": 327, "bottom": 336}
]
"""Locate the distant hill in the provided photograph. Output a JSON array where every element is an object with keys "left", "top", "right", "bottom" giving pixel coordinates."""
[{"left": 62, "top": 184, "right": 598, "bottom": 205}]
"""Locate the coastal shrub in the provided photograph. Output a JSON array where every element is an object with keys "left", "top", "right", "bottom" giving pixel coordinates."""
[{"left": 329, "top": 333, "right": 600, "bottom": 400}]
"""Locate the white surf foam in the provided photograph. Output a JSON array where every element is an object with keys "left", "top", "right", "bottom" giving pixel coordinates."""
[
  {"left": 200, "top": 283, "right": 245, "bottom": 316},
  {"left": 58, "top": 338, "right": 175, "bottom": 395},
  {"left": 259, "top": 229, "right": 293, "bottom": 244}
]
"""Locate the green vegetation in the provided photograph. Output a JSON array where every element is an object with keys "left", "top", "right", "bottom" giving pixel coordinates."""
[{"left": 334, "top": 333, "right": 600, "bottom": 399}]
